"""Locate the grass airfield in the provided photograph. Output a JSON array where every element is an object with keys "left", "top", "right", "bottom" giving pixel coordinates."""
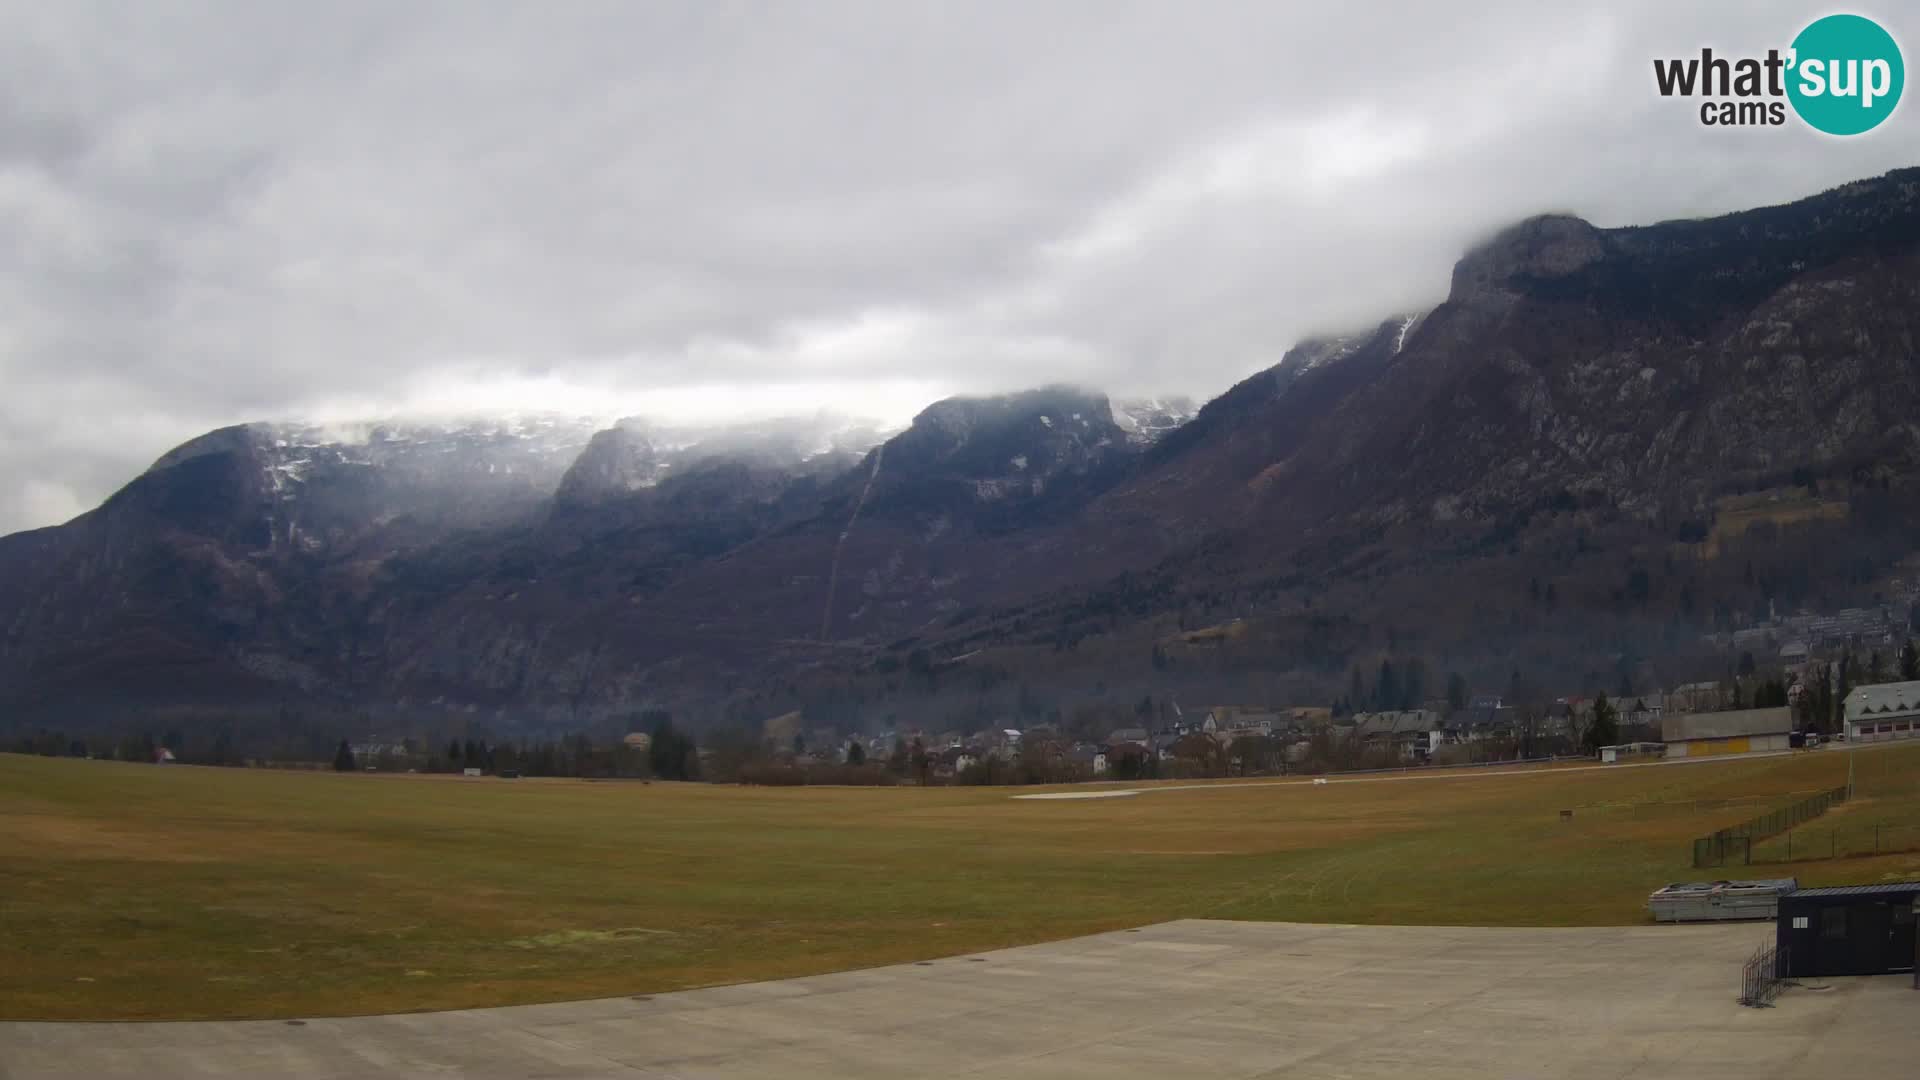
[{"left": 3, "top": 746, "right": 1918, "bottom": 1020}]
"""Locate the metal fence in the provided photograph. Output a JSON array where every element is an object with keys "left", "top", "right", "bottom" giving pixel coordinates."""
[
  {"left": 1692, "top": 785, "right": 1850, "bottom": 867},
  {"left": 1739, "top": 942, "right": 1789, "bottom": 1007},
  {"left": 1750, "top": 822, "right": 1920, "bottom": 863}
]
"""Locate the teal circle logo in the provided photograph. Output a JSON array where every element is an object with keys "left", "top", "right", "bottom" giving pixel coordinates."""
[{"left": 1787, "top": 14, "right": 1904, "bottom": 135}]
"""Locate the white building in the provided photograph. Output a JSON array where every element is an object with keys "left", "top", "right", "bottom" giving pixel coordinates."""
[{"left": 1844, "top": 681, "right": 1920, "bottom": 743}]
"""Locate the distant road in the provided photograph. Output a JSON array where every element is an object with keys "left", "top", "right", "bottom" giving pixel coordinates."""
[{"left": 1042, "top": 742, "right": 1900, "bottom": 799}]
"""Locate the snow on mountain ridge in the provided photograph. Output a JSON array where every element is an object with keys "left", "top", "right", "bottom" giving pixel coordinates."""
[{"left": 1111, "top": 396, "right": 1197, "bottom": 444}]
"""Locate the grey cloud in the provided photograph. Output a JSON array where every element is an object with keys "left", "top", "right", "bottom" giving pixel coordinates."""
[{"left": 1, "top": 0, "right": 1915, "bottom": 533}]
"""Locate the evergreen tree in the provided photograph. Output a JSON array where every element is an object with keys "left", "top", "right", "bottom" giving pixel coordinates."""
[
  {"left": 846, "top": 740, "right": 867, "bottom": 766},
  {"left": 1446, "top": 672, "right": 1469, "bottom": 712},
  {"left": 1586, "top": 693, "right": 1618, "bottom": 754},
  {"left": 648, "top": 717, "right": 699, "bottom": 781},
  {"left": 909, "top": 737, "right": 929, "bottom": 784},
  {"left": 1902, "top": 639, "right": 1920, "bottom": 682},
  {"left": 332, "top": 739, "right": 356, "bottom": 772},
  {"left": 1400, "top": 658, "right": 1428, "bottom": 709},
  {"left": 1375, "top": 659, "right": 1399, "bottom": 712},
  {"left": 1836, "top": 652, "right": 1855, "bottom": 727}
]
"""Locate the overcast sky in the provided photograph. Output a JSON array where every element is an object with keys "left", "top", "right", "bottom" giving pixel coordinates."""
[{"left": 0, "top": 1, "right": 1913, "bottom": 534}]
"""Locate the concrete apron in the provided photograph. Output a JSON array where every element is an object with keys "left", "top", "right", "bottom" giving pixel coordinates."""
[{"left": 1, "top": 920, "right": 1914, "bottom": 1079}]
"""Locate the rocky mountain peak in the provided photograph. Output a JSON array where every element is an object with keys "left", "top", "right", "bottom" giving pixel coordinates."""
[
  {"left": 552, "top": 412, "right": 888, "bottom": 514},
  {"left": 893, "top": 385, "right": 1122, "bottom": 470},
  {"left": 1110, "top": 396, "right": 1197, "bottom": 444},
  {"left": 553, "top": 424, "right": 663, "bottom": 509},
  {"left": 1448, "top": 213, "right": 1604, "bottom": 310},
  {"left": 143, "top": 424, "right": 266, "bottom": 476}
]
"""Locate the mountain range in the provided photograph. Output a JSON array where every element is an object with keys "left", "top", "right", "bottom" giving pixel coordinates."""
[{"left": 5, "top": 167, "right": 1920, "bottom": 741}]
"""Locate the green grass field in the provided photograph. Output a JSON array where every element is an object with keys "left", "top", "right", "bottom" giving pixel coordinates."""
[{"left": 4, "top": 747, "right": 1919, "bottom": 1020}]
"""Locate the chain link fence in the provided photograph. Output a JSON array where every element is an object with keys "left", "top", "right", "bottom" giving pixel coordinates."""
[
  {"left": 1750, "top": 821, "right": 1920, "bottom": 863},
  {"left": 1691, "top": 785, "right": 1850, "bottom": 867}
]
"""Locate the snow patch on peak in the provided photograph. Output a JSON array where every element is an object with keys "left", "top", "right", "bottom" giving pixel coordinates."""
[
  {"left": 1110, "top": 396, "right": 1197, "bottom": 444},
  {"left": 1283, "top": 310, "right": 1431, "bottom": 375},
  {"left": 1300, "top": 339, "right": 1359, "bottom": 372}
]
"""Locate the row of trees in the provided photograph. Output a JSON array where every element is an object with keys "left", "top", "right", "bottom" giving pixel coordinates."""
[
  {"left": 725, "top": 735, "right": 934, "bottom": 786},
  {"left": 392, "top": 721, "right": 703, "bottom": 780},
  {"left": 5, "top": 728, "right": 251, "bottom": 765},
  {"left": 1334, "top": 657, "right": 1452, "bottom": 715},
  {"left": 14, "top": 716, "right": 707, "bottom": 782}
]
